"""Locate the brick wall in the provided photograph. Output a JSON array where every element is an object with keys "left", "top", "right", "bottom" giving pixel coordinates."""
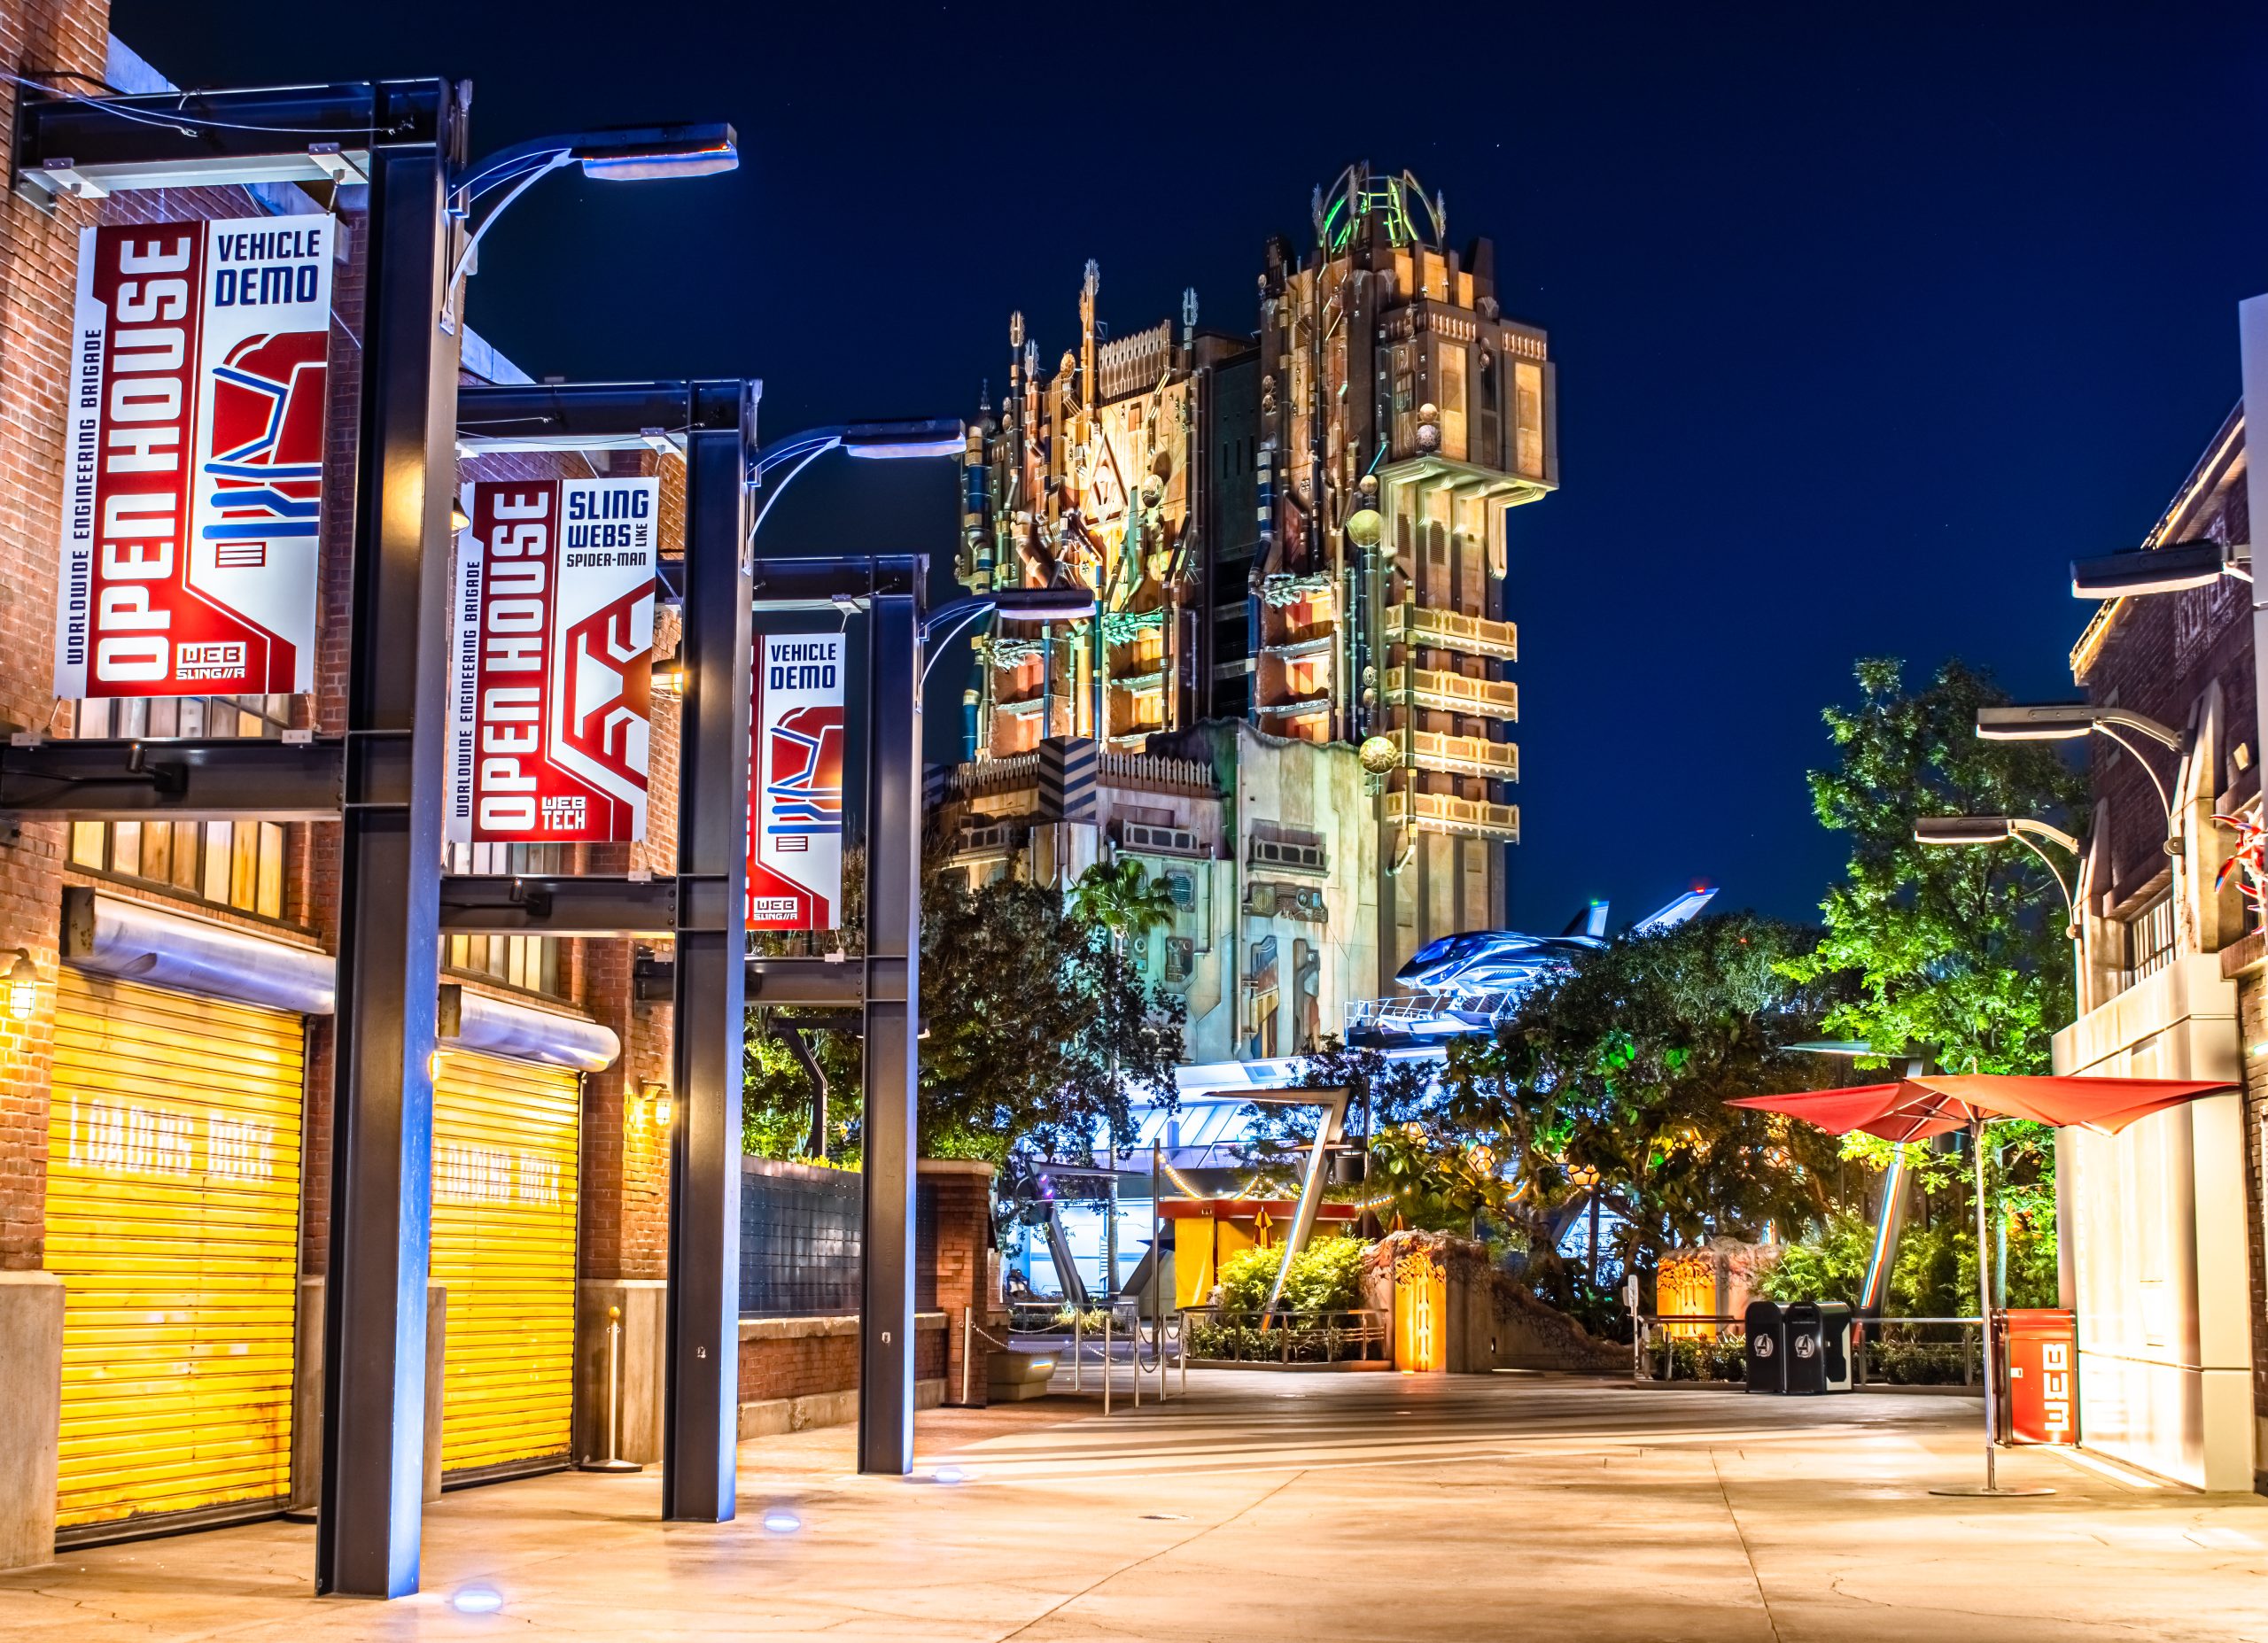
[
  {"left": 737, "top": 1315, "right": 948, "bottom": 1405},
  {"left": 922, "top": 1162, "right": 998, "bottom": 1407},
  {"left": 2078, "top": 430, "right": 2254, "bottom": 915}
]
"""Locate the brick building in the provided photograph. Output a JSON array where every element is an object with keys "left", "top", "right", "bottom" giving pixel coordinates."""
[{"left": 2054, "top": 388, "right": 2265, "bottom": 1493}]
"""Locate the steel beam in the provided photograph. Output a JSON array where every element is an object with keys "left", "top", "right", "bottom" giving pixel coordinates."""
[
  {"left": 436, "top": 874, "right": 708, "bottom": 936},
  {"left": 663, "top": 383, "right": 757, "bottom": 1523},
  {"left": 12, "top": 80, "right": 445, "bottom": 203},
  {"left": 858, "top": 591, "right": 923, "bottom": 1475},
  {"left": 750, "top": 554, "right": 924, "bottom": 609},
  {"left": 0, "top": 735, "right": 384, "bottom": 819},
  {"left": 316, "top": 84, "right": 466, "bottom": 1600}
]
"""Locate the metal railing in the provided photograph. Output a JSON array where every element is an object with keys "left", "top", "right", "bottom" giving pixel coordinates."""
[
  {"left": 1003, "top": 1298, "right": 1189, "bottom": 1412},
  {"left": 1633, "top": 1313, "right": 1987, "bottom": 1385},
  {"left": 1180, "top": 1305, "right": 1389, "bottom": 1366}
]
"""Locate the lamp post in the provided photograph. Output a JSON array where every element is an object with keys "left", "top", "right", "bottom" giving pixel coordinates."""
[
  {"left": 444, "top": 122, "right": 738, "bottom": 329},
  {"left": 921, "top": 587, "right": 1097, "bottom": 686},
  {"left": 1566, "top": 1162, "right": 1603, "bottom": 1285},
  {"left": 1975, "top": 703, "right": 2183, "bottom": 818},
  {"left": 1914, "top": 815, "right": 2085, "bottom": 999}
]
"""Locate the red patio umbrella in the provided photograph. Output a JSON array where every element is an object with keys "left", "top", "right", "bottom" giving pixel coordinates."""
[{"left": 1727, "top": 1073, "right": 2233, "bottom": 1496}]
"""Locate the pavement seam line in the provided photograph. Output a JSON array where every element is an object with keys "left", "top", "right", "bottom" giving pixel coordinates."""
[
  {"left": 990, "top": 1469, "right": 1309, "bottom": 1643},
  {"left": 1711, "top": 1448, "right": 1785, "bottom": 1643}
]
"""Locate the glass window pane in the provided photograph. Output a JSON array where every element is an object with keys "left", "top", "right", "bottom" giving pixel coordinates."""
[
  {"left": 112, "top": 821, "right": 142, "bottom": 878},
  {"left": 257, "top": 822, "right": 285, "bottom": 919},
  {"left": 169, "top": 823, "right": 200, "bottom": 892},
  {"left": 204, "top": 821, "right": 234, "bottom": 903},
  {"left": 141, "top": 819, "right": 172, "bottom": 886},
  {"left": 71, "top": 822, "right": 106, "bottom": 870},
  {"left": 230, "top": 819, "right": 260, "bottom": 909}
]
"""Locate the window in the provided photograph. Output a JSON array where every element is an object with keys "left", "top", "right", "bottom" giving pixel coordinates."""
[
  {"left": 443, "top": 841, "right": 570, "bottom": 1001},
  {"left": 2125, "top": 895, "right": 2176, "bottom": 988},
  {"left": 1438, "top": 346, "right": 1467, "bottom": 461},
  {"left": 67, "top": 695, "right": 298, "bottom": 924},
  {"left": 1514, "top": 362, "right": 1544, "bottom": 478}
]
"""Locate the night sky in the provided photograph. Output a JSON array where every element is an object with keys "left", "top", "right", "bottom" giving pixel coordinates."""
[{"left": 116, "top": 1, "right": 2268, "bottom": 931}]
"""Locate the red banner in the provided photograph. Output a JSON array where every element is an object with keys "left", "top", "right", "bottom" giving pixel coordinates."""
[
  {"left": 53, "top": 217, "right": 333, "bottom": 698},
  {"left": 447, "top": 477, "right": 657, "bottom": 842},
  {"left": 747, "top": 633, "right": 845, "bottom": 929}
]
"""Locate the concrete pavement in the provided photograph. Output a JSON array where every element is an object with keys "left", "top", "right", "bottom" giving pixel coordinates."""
[{"left": 2, "top": 1371, "right": 2264, "bottom": 1640}]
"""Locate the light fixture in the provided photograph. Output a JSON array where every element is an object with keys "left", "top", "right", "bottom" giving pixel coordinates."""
[
  {"left": 2070, "top": 537, "right": 2249, "bottom": 599},
  {"left": 649, "top": 660, "right": 687, "bottom": 695},
  {"left": 451, "top": 497, "right": 471, "bottom": 533},
  {"left": 1566, "top": 1162, "right": 1600, "bottom": 1189},
  {"left": 840, "top": 418, "right": 967, "bottom": 461},
  {"left": 1976, "top": 703, "right": 2182, "bottom": 819},
  {"left": 649, "top": 1086, "right": 674, "bottom": 1128},
  {"left": 1976, "top": 703, "right": 2182, "bottom": 750},
  {"left": 1343, "top": 506, "right": 1385, "bottom": 548},
  {"left": 762, "top": 1507, "right": 802, "bottom": 1533},
  {"left": 451, "top": 1585, "right": 504, "bottom": 1615},
  {"left": 931, "top": 1466, "right": 969, "bottom": 1485},
  {"left": 6, "top": 949, "right": 35, "bottom": 1022}
]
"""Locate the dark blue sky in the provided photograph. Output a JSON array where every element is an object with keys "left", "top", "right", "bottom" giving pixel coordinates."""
[{"left": 119, "top": 1, "right": 2268, "bottom": 928}]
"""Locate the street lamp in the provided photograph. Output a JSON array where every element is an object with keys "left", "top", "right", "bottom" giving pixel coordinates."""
[
  {"left": 749, "top": 418, "right": 966, "bottom": 539},
  {"left": 919, "top": 587, "right": 1097, "bottom": 686},
  {"left": 2070, "top": 537, "right": 2251, "bottom": 599},
  {"left": 444, "top": 122, "right": 739, "bottom": 329},
  {"left": 1914, "top": 815, "right": 2084, "bottom": 991},
  {"left": 1975, "top": 703, "right": 2182, "bottom": 818}
]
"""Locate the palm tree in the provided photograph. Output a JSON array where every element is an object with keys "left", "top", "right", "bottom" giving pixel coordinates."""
[{"left": 1069, "top": 858, "right": 1177, "bottom": 957}]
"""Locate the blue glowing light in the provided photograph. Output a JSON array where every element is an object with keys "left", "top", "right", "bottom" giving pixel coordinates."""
[
  {"left": 763, "top": 1508, "right": 802, "bottom": 1534},
  {"left": 452, "top": 1585, "right": 504, "bottom": 1614},
  {"left": 933, "top": 1466, "right": 969, "bottom": 1485}
]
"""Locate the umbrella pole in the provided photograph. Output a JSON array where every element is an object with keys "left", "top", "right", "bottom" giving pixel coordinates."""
[
  {"left": 1972, "top": 1120, "right": 1999, "bottom": 1492},
  {"left": 1930, "top": 1115, "right": 2051, "bottom": 1496}
]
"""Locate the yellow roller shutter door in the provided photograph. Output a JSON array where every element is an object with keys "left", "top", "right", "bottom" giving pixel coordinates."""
[
  {"left": 431, "top": 1050, "right": 580, "bottom": 1476},
  {"left": 45, "top": 971, "right": 305, "bottom": 1536}
]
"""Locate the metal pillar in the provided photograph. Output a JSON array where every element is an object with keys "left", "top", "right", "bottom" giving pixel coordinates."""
[
  {"left": 663, "top": 384, "right": 757, "bottom": 1522},
  {"left": 858, "top": 590, "right": 923, "bottom": 1474},
  {"left": 318, "top": 86, "right": 465, "bottom": 1600}
]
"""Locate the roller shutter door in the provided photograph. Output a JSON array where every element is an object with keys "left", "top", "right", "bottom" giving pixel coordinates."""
[
  {"left": 431, "top": 1050, "right": 580, "bottom": 1477},
  {"left": 45, "top": 971, "right": 305, "bottom": 1538}
]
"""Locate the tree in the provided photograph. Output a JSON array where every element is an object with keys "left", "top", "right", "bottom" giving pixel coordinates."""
[
  {"left": 742, "top": 866, "right": 1185, "bottom": 1165},
  {"left": 1781, "top": 656, "right": 2087, "bottom": 1075},
  {"left": 1288, "top": 917, "right": 1862, "bottom": 1277},
  {"left": 1069, "top": 858, "right": 1177, "bottom": 956}
]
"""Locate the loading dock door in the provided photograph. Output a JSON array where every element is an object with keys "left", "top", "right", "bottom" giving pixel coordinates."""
[
  {"left": 431, "top": 1049, "right": 580, "bottom": 1477},
  {"left": 46, "top": 971, "right": 305, "bottom": 1537}
]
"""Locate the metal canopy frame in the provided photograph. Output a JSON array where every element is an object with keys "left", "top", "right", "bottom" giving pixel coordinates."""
[
  {"left": 9, "top": 74, "right": 467, "bottom": 1600},
  {"left": 450, "top": 379, "right": 757, "bottom": 1524},
  {"left": 4, "top": 71, "right": 765, "bottom": 1589}
]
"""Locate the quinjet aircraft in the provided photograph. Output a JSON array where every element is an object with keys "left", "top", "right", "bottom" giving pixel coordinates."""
[{"left": 1347, "top": 887, "right": 1719, "bottom": 1043}]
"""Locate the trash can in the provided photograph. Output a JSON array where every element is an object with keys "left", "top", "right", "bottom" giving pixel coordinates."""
[
  {"left": 1744, "top": 1298, "right": 1786, "bottom": 1393},
  {"left": 1814, "top": 1301, "right": 1854, "bottom": 1392},
  {"left": 1783, "top": 1302, "right": 1826, "bottom": 1393},
  {"left": 2000, "top": 1308, "right": 2078, "bottom": 1445}
]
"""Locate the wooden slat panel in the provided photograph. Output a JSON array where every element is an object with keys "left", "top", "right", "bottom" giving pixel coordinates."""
[
  {"left": 431, "top": 1050, "right": 579, "bottom": 1473},
  {"left": 47, "top": 972, "right": 305, "bottom": 1531}
]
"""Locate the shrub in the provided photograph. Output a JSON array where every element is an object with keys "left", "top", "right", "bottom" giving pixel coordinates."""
[{"left": 1216, "top": 1237, "right": 1370, "bottom": 1314}]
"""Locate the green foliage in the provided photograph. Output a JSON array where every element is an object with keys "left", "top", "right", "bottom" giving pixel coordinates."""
[
  {"left": 742, "top": 865, "right": 1185, "bottom": 1162},
  {"left": 1068, "top": 858, "right": 1178, "bottom": 949},
  {"left": 1782, "top": 657, "right": 2086, "bottom": 1074},
  {"left": 1215, "top": 1237, "right": 1370, "bottom": 1313},
  {"left": 1754, "top": 1211, "right": 1879, "bottom": 1306},
  {"left": 1396, "top": 913, "right": 1860, "bottom": 1271}
]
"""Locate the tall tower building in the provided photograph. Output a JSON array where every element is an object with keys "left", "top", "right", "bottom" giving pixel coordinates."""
[{"left": 945, "top": 164, "right": 1557, "bottom": 1063}]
